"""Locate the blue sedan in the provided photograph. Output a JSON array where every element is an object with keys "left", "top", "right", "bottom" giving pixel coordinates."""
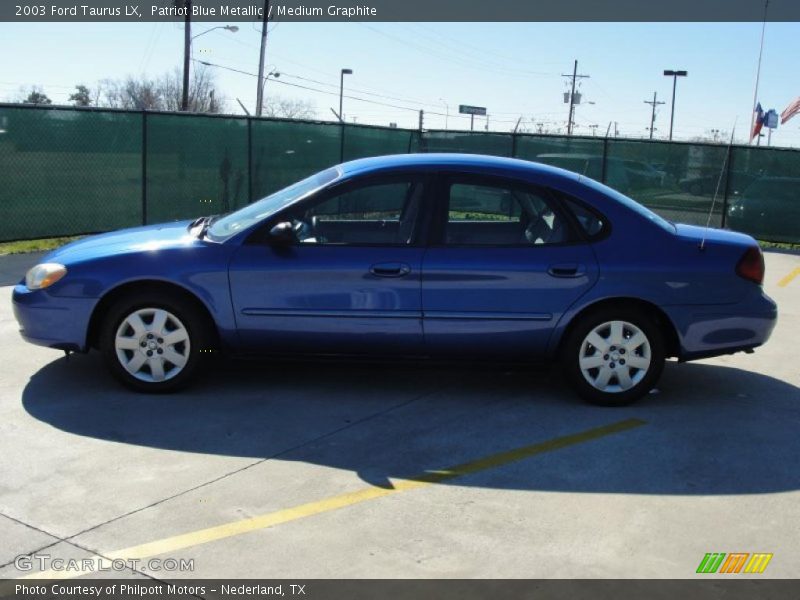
[{"left": 12, "top": 154, "right": 777, "bottom": 406}]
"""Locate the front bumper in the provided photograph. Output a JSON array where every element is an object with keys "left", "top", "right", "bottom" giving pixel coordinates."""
[
  {"left": 12, "top": 285, "right": 97, "bottom": 352},
  {"left": 663, "top": 289, "right": 778, "bottom": 361}
]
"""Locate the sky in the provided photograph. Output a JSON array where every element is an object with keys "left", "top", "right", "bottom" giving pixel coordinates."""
[{"left": 2, "top": 21, "right": 800, "bottom": 146}]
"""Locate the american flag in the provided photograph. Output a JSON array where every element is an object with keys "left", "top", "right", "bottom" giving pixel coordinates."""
[{"left": 780, "top": 97, "right": 800, "bottom": 125}]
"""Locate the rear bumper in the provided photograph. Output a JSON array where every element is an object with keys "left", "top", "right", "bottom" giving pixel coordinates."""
[
  {"left": 12, "top": 285, "right": 96, "bottom": 352},
  {"left": 663, "top": 289, "right": 778, "bottom": 361}
]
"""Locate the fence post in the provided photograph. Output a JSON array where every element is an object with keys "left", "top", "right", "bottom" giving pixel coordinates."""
[
  {"left": 339, "top": 122, "right": 345, "bottom": 164},
  {"left": 141, "top": 110, "right": 147, "bottom": 226},
  {"left": 721, "top": 145, "right": 734, "bottom": 229},
  {"left": 247, "top": 117, "right": 253, "bottom": 203},
  {"left": 601, "top": 136, "right": 609, "bottom": 184}
]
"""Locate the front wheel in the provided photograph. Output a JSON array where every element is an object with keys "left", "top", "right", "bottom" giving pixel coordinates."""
[
  {"left": 562, "top": 308, "right": 665, "bottom": 406},
  {"left": 100, "top": 292, "right": 208, "bottom": 392}
]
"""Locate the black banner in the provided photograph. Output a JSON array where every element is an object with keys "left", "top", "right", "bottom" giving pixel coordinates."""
[
  {"left": 2, "top": 580, "right": 800, "bottom": 600},
  {"left": 2, "top": 0, "right": 800, "bottom": 22}
]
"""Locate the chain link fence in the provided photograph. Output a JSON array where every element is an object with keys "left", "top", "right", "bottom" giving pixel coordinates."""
[{"left": 1, "top": 103, "right": 798, "bottom": 243}]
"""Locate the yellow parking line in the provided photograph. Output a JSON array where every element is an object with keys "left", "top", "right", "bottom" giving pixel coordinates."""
[
  {"left": 777, "top": 267, "right": 800, "bottom": 287},
  {"left": 23, "top": 418, "right": 645, "bottom": 579}
]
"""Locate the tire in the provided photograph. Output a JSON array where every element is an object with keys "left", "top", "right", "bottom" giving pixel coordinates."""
[
  {"left": 100, "top": 291, "right": 210, "bottom": 393},
  {"left": 561, "top": 307, "right": 665, "bottom": 407}
]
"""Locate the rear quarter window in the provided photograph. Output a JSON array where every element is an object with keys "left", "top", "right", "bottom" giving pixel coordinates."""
[{"left": 559, "top": 194, "right": 607, "bottom": 238}]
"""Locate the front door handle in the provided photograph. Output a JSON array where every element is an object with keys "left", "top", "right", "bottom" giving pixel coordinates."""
[
  {"left": 370, "top": 262, "right": 411, "bottom": 278},
  {"left": 547, "top": 263, "right": 586, "bottom": 278}
]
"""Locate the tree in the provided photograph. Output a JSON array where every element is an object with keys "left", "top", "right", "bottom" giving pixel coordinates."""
[
  {"left": 21, "top": 87, "right": 52, "bottom": 105},
  {"left": 159, "top": 65, "right": 224, "bottom": 113},
  {"left": 69, "top": 85, "right": 92, "bottom": 107},
  {"left": 263, "top": 97, "right": 316, "bottom": 119},
  {"left": 95, "top": 65, "right": 225, "bottom": 113}
]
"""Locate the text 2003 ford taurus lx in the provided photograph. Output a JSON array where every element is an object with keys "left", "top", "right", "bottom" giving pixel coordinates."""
[{"left": 12, "top": 154, "right": 777, "bottom": 406}]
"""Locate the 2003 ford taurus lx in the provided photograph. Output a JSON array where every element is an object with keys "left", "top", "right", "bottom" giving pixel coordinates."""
[{"left": 12, "top": 154, "right": 777, "bottom": 406}]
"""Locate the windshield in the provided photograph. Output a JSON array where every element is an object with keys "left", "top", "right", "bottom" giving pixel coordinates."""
[{"left": 207, "top": 167, "right": 340, "bottom": 241}]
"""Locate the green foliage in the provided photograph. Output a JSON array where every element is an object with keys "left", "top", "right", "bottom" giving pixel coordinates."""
[{"left": 69, "top": 85, "right": 92, "bottom": 107}]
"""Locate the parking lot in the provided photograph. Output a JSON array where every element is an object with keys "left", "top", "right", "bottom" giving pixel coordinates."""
[{"left": 0, "top": 250, "right": 798, "bottom": 580}]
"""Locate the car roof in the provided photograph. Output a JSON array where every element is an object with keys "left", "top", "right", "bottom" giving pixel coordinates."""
[{"left": 338, "top": 153, "right": 580, "bottom": 182}]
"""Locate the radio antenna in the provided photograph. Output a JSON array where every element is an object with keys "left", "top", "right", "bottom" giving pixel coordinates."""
[{"left": 700, "top": 119, "right": 737, "bottom": 251}]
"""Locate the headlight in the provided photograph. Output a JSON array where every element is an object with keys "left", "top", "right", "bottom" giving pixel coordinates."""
[{"left": 25, "top": 263, "right": 67, "bottom": 290}]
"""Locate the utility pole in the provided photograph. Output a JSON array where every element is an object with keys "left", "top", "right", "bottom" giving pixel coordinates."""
[
  {"left": 589, "top": 124, "right": 598, "bottom": 136},
  {"left": 418, "top": 109, "right": 424, "bottom": 132},
  {"left": 562, "top": 59, "right": 589, "bottom": 135},
  {"left": 181, "top": 0, "right": 191, "bottom": 111},
  {"left": 644, "top": 91, "right": 665, "bottom": 139},
  {"left": 255, "top": 0, "right": 270, "bottom": 116}
]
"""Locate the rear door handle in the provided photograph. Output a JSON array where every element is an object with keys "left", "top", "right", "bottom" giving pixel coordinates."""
[
  {"left": 547, "top": 263, "right": 585, "bottom": 278},
  {"left": 370, "top": 262, "right": 411, "bottom": 278}
]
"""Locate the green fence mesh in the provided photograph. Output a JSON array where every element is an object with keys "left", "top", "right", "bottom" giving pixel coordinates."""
[
  {"left": 421, "top": 131, "right": 514, "bottom": 156},
  {"left": 0, "top": 106, "right": 142, "bottom": 240},
  {"left": 727, "top": 147, "right": 800, "bottom": 243},
  {"left": 605, "top": 140, "right": 730, "bottom": 228},
  {"left": 0, "top": 104, "right": 798, "bottom": 244},
  {"left": 342, "top": 124, "right": 415, "bottom": 162},
  {"left": 145, "top": 113, "right": 248, "bottom": 223},
  {"left": 251, "top": 119, "right": 340, "bottom": 201}
]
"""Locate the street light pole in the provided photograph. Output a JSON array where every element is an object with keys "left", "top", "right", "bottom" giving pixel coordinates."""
[
  {"left": 339, "top": 68, "right": 352, "bottom": 122},
  {"left": 663, "top": 69, "right": 687, "bottom": 141}
]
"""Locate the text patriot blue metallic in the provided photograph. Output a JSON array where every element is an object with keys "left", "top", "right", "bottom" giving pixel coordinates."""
[{"left": 12, "top": 154, "right": 777, "bottom": 405}]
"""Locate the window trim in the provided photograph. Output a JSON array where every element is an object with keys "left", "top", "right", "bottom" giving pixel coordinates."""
[
  {"left": 429, "top": 172, "right": 585, "bottom": 249},
  {"left": 244, "top": 171, "right": 434, "bottom": 248}
]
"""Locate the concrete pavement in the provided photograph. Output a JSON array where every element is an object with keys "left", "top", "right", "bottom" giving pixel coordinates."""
[{"left": 0, "top": 251, "right": 798, "bottom": 579}]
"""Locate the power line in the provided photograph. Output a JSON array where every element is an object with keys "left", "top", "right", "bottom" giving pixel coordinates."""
[
  {"left": 194, "top": 59, "right": 440, "bottom": 115},
  {"left": 195, "top": 58, "right": 530, "bottom": 126}
]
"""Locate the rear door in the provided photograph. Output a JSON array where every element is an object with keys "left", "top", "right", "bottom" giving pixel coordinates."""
[{"left": 421, "top": 173, "right": 599, "bottom": 357}]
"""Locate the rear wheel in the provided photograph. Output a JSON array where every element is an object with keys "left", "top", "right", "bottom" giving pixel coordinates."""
[
  {"left": 100, "top": 292, "right": 209, "bottom": 392},
  {"left": 562, "top": 308, "right": 665, "bottom": 406}
]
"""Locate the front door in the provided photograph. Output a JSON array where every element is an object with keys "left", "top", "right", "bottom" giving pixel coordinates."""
[{"left": 228, "top": 174, "right": 428, "bottom": 355}]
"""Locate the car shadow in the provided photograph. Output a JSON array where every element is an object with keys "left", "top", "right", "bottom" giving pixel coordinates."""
[{"left": 21, "top": 354, "right": 800, "bottom": 496}]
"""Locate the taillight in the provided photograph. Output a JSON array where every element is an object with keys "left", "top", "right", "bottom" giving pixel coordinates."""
[{"left": 736, "top": 246, "right": 765, "bottom": 285}]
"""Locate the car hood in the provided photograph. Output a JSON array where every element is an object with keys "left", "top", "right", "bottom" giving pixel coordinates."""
[
  {"left": 44, "top": 220, "right": 202, "bottom": 264},
  {"left": 674, "top": 223, "right": 756, "bottom": 247}
]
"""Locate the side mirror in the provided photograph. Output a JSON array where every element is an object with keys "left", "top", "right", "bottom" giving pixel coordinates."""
[{"left": 268, "top": 221, "right": 296, "bottom": 245}]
